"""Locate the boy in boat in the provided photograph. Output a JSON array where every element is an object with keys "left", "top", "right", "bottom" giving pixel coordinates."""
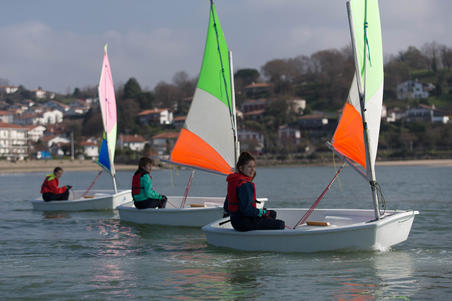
[
  {"left": 225, "top": 151, "right": 285, "bottom": 231},
  {"left": 131, "top": 157, "right": 167, "bottom": 209},
  {"left": 40, "top": 167, "right": 72, "bottom": 202}
]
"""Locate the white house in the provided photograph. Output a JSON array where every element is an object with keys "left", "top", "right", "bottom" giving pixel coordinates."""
[
  {"left": 0, "top": 85, "right": 19, "bottom": 94},
  {"left": 138, "top": 108, "right": 174, "bottom": 125},
  {"left": 386, "top": 108, "right": 405, "bottom": 123},
  {"left": 42, "top": 135, "right": 70, "bottom": 148},
  {"left": 397, "top": 80, "right": 430, "bottom": 99},
  {"left": 118, "top": 134, "right": 147, "bottom": 151},
  {"left": 80, "top": 140, "right": 98, "bottom": 159},
  {"left": 0, "top": 122, "right": 28, "bottom": 160},
  {"left": 26, "top": 125, "right": 46, "bottom": 142},
  {"left": 290, "top": 99, "right": 307, "bottom": 114},
  {"left": 406, "top": 104, "right": 449, "bottom": 124},
  {"left": 41, "top": 110, "right": 63, "bottom": 124},
  {"left": 237, "top": 128, "right": 265, "bottom": 153}
]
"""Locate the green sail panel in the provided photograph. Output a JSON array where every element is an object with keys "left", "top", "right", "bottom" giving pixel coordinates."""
[{"left": 196, "top": 2, "right": 232, "bottom": 112}]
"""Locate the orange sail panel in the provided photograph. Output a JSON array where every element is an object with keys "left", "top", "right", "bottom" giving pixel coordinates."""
[
  {"left": 332, "top": 103, "right": 366, "bottom": 169},
  {"left": 171, "top": 128, "right": 233, "bottom": 175}
]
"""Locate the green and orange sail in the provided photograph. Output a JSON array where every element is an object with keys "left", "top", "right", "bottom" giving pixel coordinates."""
[
  {"left": 332, "top": 0, "right": 383, "bottom": 175},
  {"left": 170, "top": 1, "right": 237, "bottom": 175}
]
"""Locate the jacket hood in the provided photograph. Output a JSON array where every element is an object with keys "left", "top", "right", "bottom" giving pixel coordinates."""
[{"left": 226, "top": 172, "right": 252, "bottom": 183}]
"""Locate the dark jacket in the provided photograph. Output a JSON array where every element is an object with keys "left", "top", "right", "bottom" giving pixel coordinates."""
[{"left": 226, "top": 172, "right": 261, "bottom": 218}]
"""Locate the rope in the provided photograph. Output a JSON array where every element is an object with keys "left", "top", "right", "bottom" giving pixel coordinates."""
[
  {"left": 375, "top": 182, "right": 386, "bottom": 215},
  {"left": 293, "top": 163, "right": 345, "bottom": 229},
  {"left": 180, "top": 170, "right": 195, "bottom": 208},
  {"left": 81, "top": 170, "right": 103, "bottom": 197}
]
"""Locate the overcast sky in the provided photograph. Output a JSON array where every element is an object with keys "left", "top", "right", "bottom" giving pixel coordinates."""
[{"left": 0, "top": 0, "right": 450, "bottom": 94}]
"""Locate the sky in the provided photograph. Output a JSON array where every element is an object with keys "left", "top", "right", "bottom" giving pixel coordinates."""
[{"left": 0, "top": 0, "right": 450, "bottom": 94}]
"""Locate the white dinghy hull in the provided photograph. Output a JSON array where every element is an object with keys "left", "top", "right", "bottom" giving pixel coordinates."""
[
  {"left": 31, "top": 189, "right": 132, "bottom": 211},
  {"left": 202, "top": 208, "right": 418, "bottom": 253},
  {"left": 118, "top": 197, "right": 267, "bottom": 227},
  {"left": 118, "top": 196, "right": 225, "bottom": 227}
]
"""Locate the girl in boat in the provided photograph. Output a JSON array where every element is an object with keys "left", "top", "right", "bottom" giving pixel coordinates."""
[
  {"left": 225, "top": 151, "right": 285, "bottom": 231},
  {"left": 40, "top": 167, "right": 72, "bottom": 202},
  {"left": 131, "top": 157, "right": 167, "bottom": 209}
]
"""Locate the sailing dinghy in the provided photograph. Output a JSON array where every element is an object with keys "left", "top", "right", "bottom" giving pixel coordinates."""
[
  {"left": 202, "top": 0, "right": 418, "bottom": 252},
  {"left": 31, "top": 45, "right": 132, "bottom": 211},
  {"left": 118, "top": 1, "right": 265, "bottom": 227}
]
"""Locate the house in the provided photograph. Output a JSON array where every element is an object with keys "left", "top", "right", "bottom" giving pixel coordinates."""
[
  {"left": 243, "top": 109, "right": 265, "bottom": 121},
  {"left": 25, "top": 125, "right": 46, "bottom": 142},
  {"left": 172, "top": 116, "right": 186, "bottom": 129},
  {"left": 0, "top": 122, "right": 28, "bottom": 160},
  {"left": 118, "top": 134, "right": 147, "bottom": 151},
  {"left": 32, "top": 88, "right": 55, "bottom": 99},
  {"left": 0, "top": 110, "right": 14, "bottom": 123},
  {"left": 14, "top": 112, "right": 41, "bottom": 125},
  {"left": 397, "top": 80, "right": 431, "bottom": 99},
  {"left": 0, "top": 85, "right": 19, "bottom": 94},
  {"left": 290, "top": 99, "right": 307, "bottom": 114},
  {"left": 241, "top": 99, "right": 267, "bottom": 113},
  {"left": 138, "top": 108, "right": 173, "bottom": 125},
  {"left": 244, "top": 82, "right": 272, "bottom": 98},
  {"left": 40, "top": 110, "right": 63, "bottom": 124},
  {"left": 42, "top": 135, "right": 70, "bottom": 148},
  {"left": 278, "top": 125, "right": 301, "bottom": 145},
  {"left": 386, "top": 108, "right": 405, "bottom": 123},
  {"left": 151, "top": 131, "right": 179, "bottom": 156},
  {"left": 297, "top": 114, "right": 329, "bottom": 129},
  {"left": 43, "top": 100, "right": 69, "bottom": 112},
  {"left": 80, "top": 140, "right": 98, "bottom": 159},
  {"left": 406, "top": 104, "right": 449, "bottom": 124},
  {"left": 237, "top": 129, "right": 264, "bottom": 153}
]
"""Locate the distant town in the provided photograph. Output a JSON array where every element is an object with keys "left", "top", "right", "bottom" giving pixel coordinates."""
[{"left": 0, "top": 42, "right": 451, "bottom": 164}]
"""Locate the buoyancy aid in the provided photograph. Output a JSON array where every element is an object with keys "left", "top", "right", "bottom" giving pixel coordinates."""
[
  {"left": 41, "top": 173, "right": 67, "bottom": 194},
  {"left": 226, "top": 172, "right": 256, "bottom": 213},
  {"left": 131, "top": 169, "right": 148, "bottom": 196}
]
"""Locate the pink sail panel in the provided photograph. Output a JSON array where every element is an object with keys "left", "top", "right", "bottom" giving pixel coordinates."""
[{"left": 99, "top": 52, "right": 117, "bottom": 134}]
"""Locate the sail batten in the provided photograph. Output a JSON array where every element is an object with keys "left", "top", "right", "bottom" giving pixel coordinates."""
[{"left": 170, "top": 1, "right": 236, "bottom": 175}]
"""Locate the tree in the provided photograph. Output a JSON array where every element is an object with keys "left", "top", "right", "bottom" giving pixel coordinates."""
[{"left": 123, "top": 78, "right": 142, "bottom": 99}]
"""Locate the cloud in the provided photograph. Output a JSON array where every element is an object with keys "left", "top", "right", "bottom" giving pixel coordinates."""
[{"left": 0, "top": 21, "right": 201, "bottom": 93}]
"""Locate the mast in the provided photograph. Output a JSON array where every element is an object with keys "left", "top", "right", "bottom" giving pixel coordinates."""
[
  {"left": 347, "top": 0, "right": 380, "bottom": 220},
  {"left": 228, "top": 50, "right": 239, "bottom": 164}
]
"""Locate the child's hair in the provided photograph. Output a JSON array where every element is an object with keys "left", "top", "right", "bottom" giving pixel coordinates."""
[
  {"left": 235, "top": 151, "right": 255, "bottom": 172},
  {"left": 53, "top": 167, "right": 63, "bottom": 174},
  {"left": 138, "top": 157, "right": 153, "bottom": 169}
]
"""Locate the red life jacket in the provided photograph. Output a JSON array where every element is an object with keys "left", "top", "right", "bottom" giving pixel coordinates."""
[
  {"left": 226, "top": 172, "right": 256, "bottom": 213},
  {"left": 131, "top": 170, "right": 149, "bottom": 196}
]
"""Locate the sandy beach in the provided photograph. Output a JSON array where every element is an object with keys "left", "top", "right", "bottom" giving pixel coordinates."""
[
  {"left": 0, "top": 160, "right": 136, "bottom": 174},
  {"left": 0, "top": 158, "right": 451, "bottom": 174}
]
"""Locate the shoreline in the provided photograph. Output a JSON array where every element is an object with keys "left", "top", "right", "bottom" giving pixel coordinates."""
[{"left": 0, "top": 158, "right": 451, "bottom": 174}]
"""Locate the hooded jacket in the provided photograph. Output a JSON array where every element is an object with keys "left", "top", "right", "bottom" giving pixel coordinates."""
[
  {"left": 41, "top": 173, "right": 67, "bottom": 194},
  {"left": 226, "top": 172, "right": 261, "bottom": 217}
]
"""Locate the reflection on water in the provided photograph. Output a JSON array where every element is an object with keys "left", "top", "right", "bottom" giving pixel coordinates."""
[
  {"left": 42, "top": 211, "right": 71, "bottom": 219},
  {"left": 332, "top": 251, "right": 416, "bottom": 300}
]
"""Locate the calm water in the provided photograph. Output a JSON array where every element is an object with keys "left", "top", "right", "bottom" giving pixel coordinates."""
[{"left": 1, "top": 165, "right": 451, "bottom": 300}]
